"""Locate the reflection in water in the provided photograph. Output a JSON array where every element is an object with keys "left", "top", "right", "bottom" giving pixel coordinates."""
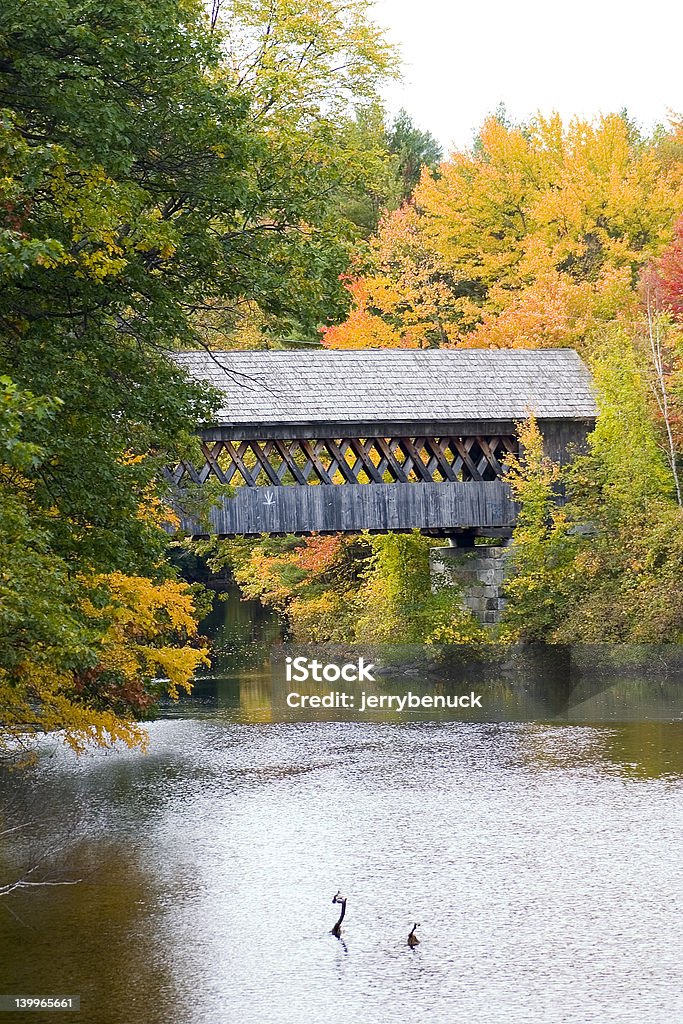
[
  {"left": 169, "top": 673, "right": 683, "bottom": 780},
  {"left": 602, "top": 720, "right": 683, "bottom": 779},
  {"left": 0, "top": 594, "right": 682, "bottom": 1024},
  {"left": 1, "top": 718, "right": 682, "bottom": 1024},
  {"left": 198, "top": 585, "right": 283, "bottom": 676}
]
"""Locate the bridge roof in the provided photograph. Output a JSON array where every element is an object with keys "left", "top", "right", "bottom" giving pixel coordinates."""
[{"left": 174, "top": 348, "right": 597, "bottom": 426}]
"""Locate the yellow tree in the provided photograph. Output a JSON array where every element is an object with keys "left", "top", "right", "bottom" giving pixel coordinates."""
[
  {"left": 324, "top": 113, "right": 683, "bottom": 350},
  {"left": 1, "top": 574, "right": 209, "bottom": 758}
]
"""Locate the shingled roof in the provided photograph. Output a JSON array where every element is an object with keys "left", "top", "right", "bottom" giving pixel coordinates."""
[{"left": 173, "top": 348, "right": 597, "bottom": 425}]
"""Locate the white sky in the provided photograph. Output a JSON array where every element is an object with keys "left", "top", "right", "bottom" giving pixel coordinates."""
[{"left": 373, "top": 0, "right": 683, "bottom": 153}]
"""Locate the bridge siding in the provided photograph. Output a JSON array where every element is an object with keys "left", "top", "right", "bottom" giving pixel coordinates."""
[{"left": 179, "top": 480, "right": 518, "bottom": 537}]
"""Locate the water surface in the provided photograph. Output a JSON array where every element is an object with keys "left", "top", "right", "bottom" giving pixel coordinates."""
[{"left": 1, "top": 596, "right": 681, "bottom": 1023}]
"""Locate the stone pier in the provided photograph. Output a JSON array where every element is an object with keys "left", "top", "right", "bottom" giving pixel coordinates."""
[{"left": 430, "top": 542, "right": 512, "bottom": 626}]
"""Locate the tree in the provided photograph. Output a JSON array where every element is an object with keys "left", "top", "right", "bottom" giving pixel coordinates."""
[
  {"left": 202, "top": 529, "right": 485, "bottom": 645},
  {"left": 353, "top": 533, "right": 486, "bottom": 645},
  {"left": 208, "top": 0, "right": 400, "bottom": 341},
  {"left": 0, "top": 0, "right": 249, "bottom": 574},
  {"left": 501, "top": 343, "right": 683, "bottom": 643},
  {"left": 322, "top": 202, "right": 458, "bottom": 348},
  {"left": 654, "top": 213, "right": 683, "bottom": 319},
  {"left": 640, "top": 303, "right": 682, "bottom": 505},
  {"left": 199, "top": 533, "right": 370, "bottom": 642},
  {"left": 323, "top": 112, "right": 683, "bottom": 350},
  {"left": 216, "top": 0, "right": 396, "bottom": 122},
  {"left": 645, "top": 219, "right": 683, "bottom": 498},
  {"left": 498, "top": 417, "right": 580, "bottom": 642},
  {"left": 0, "top": 0, "right": 399, "bottom": 551},
  {"left": 0, "top": 377, "right": 209, "bottom": 757},
  {"left": 0, "top": 0, "right": 249, "bottom": 752},
  {"left": 387, "top": 109, "right": 442, "bottom": 199}
]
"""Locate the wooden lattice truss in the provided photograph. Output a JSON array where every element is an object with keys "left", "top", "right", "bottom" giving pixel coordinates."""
[{"left": 169, "top": 435, "right": 518, "bottom": 487}]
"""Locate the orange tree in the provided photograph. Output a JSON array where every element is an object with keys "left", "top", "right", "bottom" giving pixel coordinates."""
[
  {"left": 199, "top": 530, "right": 486, "bottom": 645},
  {"left": 323, "top": 113, "right": 683, "bottom": 351}
]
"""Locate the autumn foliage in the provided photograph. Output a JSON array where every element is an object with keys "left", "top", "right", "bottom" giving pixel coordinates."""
[
  {"left": 654, "top": 215, "right": 683, "bottom": 320},
  {"left": 1, "top": 570, "right": 208, "bottom": 758},
  {"left": 323, "top": 113, "right": 683, "bottom": 351},
  {"left": 246, "top": 113, "right": 683, "bottom": 646}
]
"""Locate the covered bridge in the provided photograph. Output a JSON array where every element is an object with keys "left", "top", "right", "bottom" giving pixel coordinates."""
[{"left": 169, "top": 349, "right": 597, "bottom": 537}]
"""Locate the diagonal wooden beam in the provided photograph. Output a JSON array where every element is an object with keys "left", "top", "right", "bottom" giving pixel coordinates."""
[
  {"left": 260, "top": 441, "right": 289, "bottom": 483},
  {"left": 271, "top": 439, "right": 308, "bottom": 485},
  {"left": 428, "top": 437, "right": 459, "bottom": 482},
  {"left": 175, "top": 432, "right": 521, "bottom": 490},
  {"left": 442, "top": 439, "right": 464, "bottom": 479},
  {"left": 199, "top": 440, "right": 229, "bottom": 484},
  {"left": 248, "top": 440, "right": 283, "bottom": 486},
  {"left": 497, "top": 435, "right": 518, "bottom": 454},
  {"left": 166, "top": 463, "right": 186, "bottom": 486},
  {"left": 364, "top": 438, "right": 389, "bottom": 480},
  {"left": 373, "top": 437, "right": 410, "bottom": 483},
  {"left": 221, "top": 439, "right": 258, "bottom": 487},
  {"left": 324, "top": 438, "right": 359, "bottom": 484},
  {"left": 397, "top": 437, "right": 433, "bottom": 482},
  {"left": 299, "top": 439, "right": 334, "bottom": 484},
  {"left": 351, "top": 438, "right": 384, "bottom": 483},
  {"left": 452, "top": 437, "right": 483, "bottom": 481},
  {"left": 477, "top": 436, "right": 504, "bottom": 477},
  {"left": 178, "top": 461, "right": 203, "bottom": 485},
  {"left": 337, "top": 439, "right": 362, "bottom": 481}
]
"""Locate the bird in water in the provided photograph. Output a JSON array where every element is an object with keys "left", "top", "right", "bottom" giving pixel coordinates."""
[
  {"left": 331, "top": 890, "right": 347, "bottom": 937},
  {"left": 407, "top": 923, "right": 420, "bottom": 947}
]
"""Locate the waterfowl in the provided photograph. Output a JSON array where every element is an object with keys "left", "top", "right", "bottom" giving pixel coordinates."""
[{"left": 331, "top": 890, "right": 347, "bottom": 937}]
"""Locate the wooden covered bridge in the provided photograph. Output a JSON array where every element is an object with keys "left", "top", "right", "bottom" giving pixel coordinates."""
[{"left": 169, "top": 349, "right": 597, "bottom": 538}]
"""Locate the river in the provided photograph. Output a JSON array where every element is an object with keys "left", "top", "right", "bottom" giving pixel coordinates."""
[{"left": 1, "top": 592, "right": 682, "bottom": 1024}]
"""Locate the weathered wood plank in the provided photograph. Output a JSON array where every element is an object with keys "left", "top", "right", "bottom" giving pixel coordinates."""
[
  {"left": 176, "top": 481, "right": 519, "bottom": 536},
  {"left": 197, "top": 417, "right": 595, "bottom": 443}
]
